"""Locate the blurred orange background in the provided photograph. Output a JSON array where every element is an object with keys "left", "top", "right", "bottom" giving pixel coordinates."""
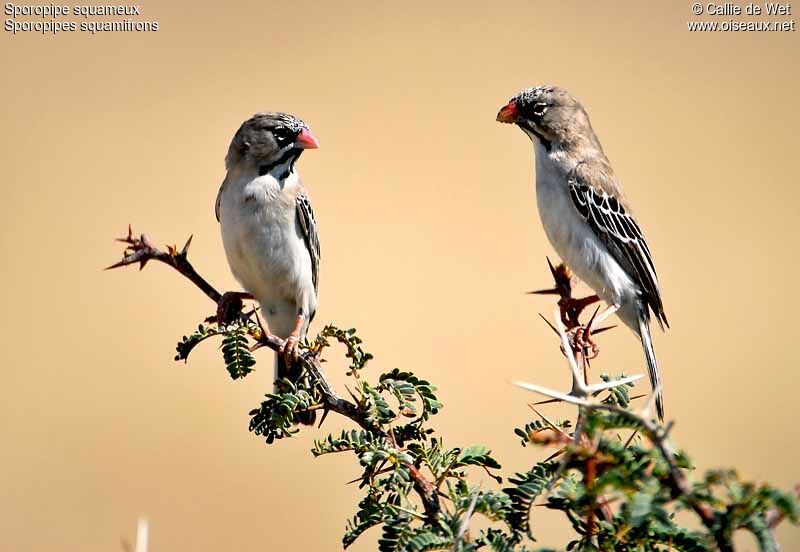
[{"left": 1, "top": 1, "right": 798, "bottom": 550}]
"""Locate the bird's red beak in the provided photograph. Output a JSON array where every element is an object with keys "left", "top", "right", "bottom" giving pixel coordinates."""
[
  {"left": 294, "top": 128, "right": 320, "bottom": 149},
  {"left": 496, "top": 101, "right": 519, "bottom": 124}
]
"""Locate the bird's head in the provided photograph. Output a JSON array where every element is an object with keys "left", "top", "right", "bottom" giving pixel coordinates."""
[
  {"left": 496, "top": 86, "right": 592, "bottom": 147},
  {"left": 225, "top": 112, "right": 319, "bottom": 178}
]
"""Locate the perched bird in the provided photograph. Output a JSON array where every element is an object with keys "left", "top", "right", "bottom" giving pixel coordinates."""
[
  {"left": 215, "top": 112, "right": 321, "bottom": 423},
  {"left": 497, "top": 86, "right": 669, "bottom": 420}
]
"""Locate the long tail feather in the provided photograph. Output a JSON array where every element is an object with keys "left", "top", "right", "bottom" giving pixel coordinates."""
[
  {"left": 273, "top": 352, "right": 283, "bottom": 395},
  {"left": 638, "top": 317, "right": 664, "bottom": 421}
]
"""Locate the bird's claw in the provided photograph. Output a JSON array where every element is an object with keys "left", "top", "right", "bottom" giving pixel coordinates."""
[
  {"left": 573, "top": 325, "right": 600, "bottom": 360},
  {"left": 568, "top": 325, "right": 600, "bottom": 359},
  {"left": 283, "top": 334, "right": 300, "bottom": 364}
]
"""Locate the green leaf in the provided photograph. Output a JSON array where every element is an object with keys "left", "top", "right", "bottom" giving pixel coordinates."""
[
  {"left": 314, "top": 324, "right": 374, "bottom": 376},
  {"left": 378, "top": 368, "right": 442, "bottom": 422},
  {"left": 514, "top": 419, "right": 572, "bottom": 447},
  {"left": 220, "top": 323, "right": 256, "bottom": 379},
  {"left": 312, "top": 429, "right": 380, "bottom": 457},
  {"left": 504, "top": 462, "right": 559, "bottom": 539},
  {"left": 467, "top": 490, "right": 513, "bottom": 521},
  {"left": 455, "top": 445, "right": 502, "bottom": 470},
  {"left": 174, "top": 323, "right": 223, "bottom": 362},
  {"left": 628, "top": 488, "right": 655, "bottom": 527},
  {"left": 248, "top": 386, "right": 315, "bottom": 443},
  {"left": 343, "top": 493, "right": 400, "bottom": 548}
]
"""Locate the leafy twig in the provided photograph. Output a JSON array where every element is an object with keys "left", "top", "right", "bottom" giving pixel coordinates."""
[{"left": 107, "top": 227, "right": 442, "bottom": 520}]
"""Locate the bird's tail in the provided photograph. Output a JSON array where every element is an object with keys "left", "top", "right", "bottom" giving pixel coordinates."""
[
  {"left": 275, "top": 353, "right": 316, "bottom": 426},
  {"left": 638, "top": 317, "right": 664, "bottom": 421}
]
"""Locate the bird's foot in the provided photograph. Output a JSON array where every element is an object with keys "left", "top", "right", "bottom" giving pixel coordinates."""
[
  {"left": 567, "top": 325, "right": 600, "bottom": 360},
  {"left": 563, "top": 305, "right": 618, "bottom": 360},
  {"left": 214, "top": 291, "right": 254, "bottom": 326},
  {"left": 283, "top": 333, "right": 300, "bottom": 364}
]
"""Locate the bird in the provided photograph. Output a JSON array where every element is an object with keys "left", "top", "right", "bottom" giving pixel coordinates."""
[
  {"left": 215, "top": 112, "right": 321, "bottom": 424},
  {"left": 496, "top": 86, "right": 669, "bottom": 420}
]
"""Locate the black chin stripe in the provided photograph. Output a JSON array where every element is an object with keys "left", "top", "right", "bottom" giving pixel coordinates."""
[
  {"left": 258, "top": 148, "right": 303, "bottom": 179},
  {"left": 275, "top": 157, "right": 297, "bottom": 181},
  {"left": 519, "top": 121, "right": 552, "bottom": 152}
]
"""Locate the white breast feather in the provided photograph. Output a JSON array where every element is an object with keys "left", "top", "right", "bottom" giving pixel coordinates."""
[{"left": 218, "top": 171, "right": 317, "bottom": 338}]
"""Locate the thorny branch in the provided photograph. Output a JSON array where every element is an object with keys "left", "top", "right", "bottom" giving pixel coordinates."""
[
  {"left": 107, "top": 226, "right": 441, "bottom": 520},
  {"left": 109, "top": 230, "right": 796, "bottom": 548},
  {"left": 518, "top": 260, "right": 796, "bottom": 552},
  {"left": 107, "top": 226, "right": 221, "bottom": 303}
]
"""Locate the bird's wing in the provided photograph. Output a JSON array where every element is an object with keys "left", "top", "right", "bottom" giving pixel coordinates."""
[
  {"left": 567, "top": 162, "right": 668, "bottom": 329},
  {"left": 215, "top": 179, "right": 225, "bottom": 222},
  {"left": 296, "top": 194, "right": 320, "bottom": 294}
]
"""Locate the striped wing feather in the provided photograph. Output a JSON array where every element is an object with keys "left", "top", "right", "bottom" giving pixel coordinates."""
[
  {"left": 296, "top": 194, "right": 320, "bottom": 294},
  {"left": 567, "top": 165, "right": 668, "bottom": 329}
]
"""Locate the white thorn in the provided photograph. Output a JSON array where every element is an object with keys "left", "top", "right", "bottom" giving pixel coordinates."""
[
  {"left": 453, "top": 484, "right": 482, "bottom": 550},
  {"left": 585, "top": 374, "right": 643, "bottom": 393},
  {"left": 513, "top": 380, "right": 591, "bottom": 406},
  {"left": 134, "top": 517, "right": 148, "bottom": 552},
  {"left": 552, "top": 307, "right": 587, "bottom": 395}
]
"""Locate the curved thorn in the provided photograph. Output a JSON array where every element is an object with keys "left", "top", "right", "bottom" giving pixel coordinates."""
[
  {"left": 546, "top": 256, "right": 557, "bottom": 279},
  {"left": 592, "top": 325, "right": 617, "bottom": 335},
  {"left": 317, "top": 406, "right": 330, "bottom": 428},
  {"left": 586, "top": 305, "right": 601, "bottom": 331},
  {"left": 529, "top": 288, "right": 560, "bottom": 296},
  {"left": 538, "top": 313, "right": 560, "bottom": 336},
  {"left": 180, "top": 234, "right": 193, "bottom": 257}
]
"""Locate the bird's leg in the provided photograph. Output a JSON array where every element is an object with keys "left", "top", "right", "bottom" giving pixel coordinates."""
[
  {"left": 591, "top": 304, "right": 619, "bottom": 327},
  {"left": 215, "top": 291, "right": 254, "bottom": 325},
  {"left": 283, "top": 313, "right": 305, "bottom": 363},
  {"left": 533, "top": 258, "right": 617, "bottom": 361}
]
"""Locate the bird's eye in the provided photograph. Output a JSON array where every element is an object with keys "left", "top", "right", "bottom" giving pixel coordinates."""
[
  {"left": 273, "top": 127, "right": 292, "bottom": 146},
  {"left": 532, "top": 102, "right": 548, "bottom": 118}
]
